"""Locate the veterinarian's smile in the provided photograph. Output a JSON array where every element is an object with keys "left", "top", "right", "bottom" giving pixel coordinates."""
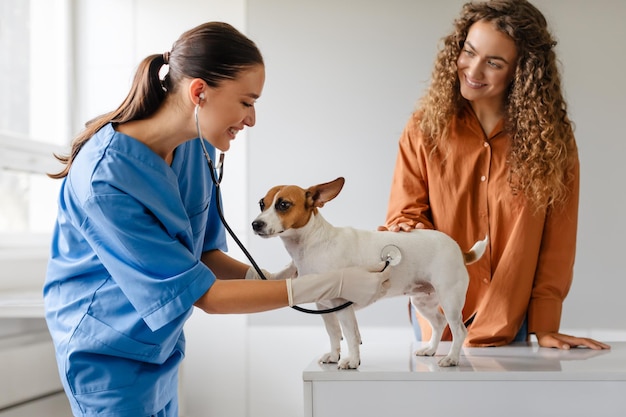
[{"left": 227, "top": 127, "right": 239, "bottom": 138}]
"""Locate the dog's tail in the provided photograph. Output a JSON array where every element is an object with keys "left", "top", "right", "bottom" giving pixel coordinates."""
[{"left": 463, "top": 235, "right": 489, "bottom": 265}]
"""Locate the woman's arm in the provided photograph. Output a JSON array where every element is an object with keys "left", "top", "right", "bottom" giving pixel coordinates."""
[
  {"left": 194, "top": 279, "right": 288, "bottom": 314},
  {"left": 201, "top": 249, "right": 297, "bottom": 280},
  {"left": 381, "top": 114, "right": 434, "bottom": 232},
  {"left": 201, "top": 249, "right": 249, "bottom": 280},
  {"left": 529, "top": 149, "right": 609, "bottom": 350},
  {"left": 194, "top": 263, "right": 392, "bottom": 314}
]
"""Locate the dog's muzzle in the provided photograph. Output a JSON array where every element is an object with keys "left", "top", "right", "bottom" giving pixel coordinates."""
[
  {"left": 252, "top": 220, "right": 273, "bottom": 236},
  {"left": 251, "top": 220, "right": 265, "bottom": 233}
]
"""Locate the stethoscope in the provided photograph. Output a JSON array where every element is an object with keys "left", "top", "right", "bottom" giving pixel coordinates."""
[{"left": 194, "top": 103, "right": 397, "bottom": 315}]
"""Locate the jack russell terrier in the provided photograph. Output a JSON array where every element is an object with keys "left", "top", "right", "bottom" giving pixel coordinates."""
[{"left": 251, "top": 177, "right": 488, "bottom": 368}]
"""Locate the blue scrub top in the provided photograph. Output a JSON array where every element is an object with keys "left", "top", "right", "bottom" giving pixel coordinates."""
[{"left": 44, "top": 123, "right": 227, "bottom": 417}]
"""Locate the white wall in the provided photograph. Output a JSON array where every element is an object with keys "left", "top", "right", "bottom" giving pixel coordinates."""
[{"left": 545, "top": 0, "right": 626, "bottom": 330}]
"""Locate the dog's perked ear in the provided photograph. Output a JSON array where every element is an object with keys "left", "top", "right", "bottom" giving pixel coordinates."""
[{"left": 306, "top": 177, "right": 345, "bottom": 208}]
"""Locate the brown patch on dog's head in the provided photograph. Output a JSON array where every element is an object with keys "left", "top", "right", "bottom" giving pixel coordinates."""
[
  {"left": 256, "top": 177, "right": 346, "bottom": 231},
  {"left": 272, "top": 185, "right": 313, "bottom": 229},
  {"left": 258, "top": 185, "right": 284, "bottom": 213}
]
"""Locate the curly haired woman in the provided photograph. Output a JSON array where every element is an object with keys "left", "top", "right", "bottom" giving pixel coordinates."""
[{"left": 379, "top": 0, "right": 609, "bottom": 350}]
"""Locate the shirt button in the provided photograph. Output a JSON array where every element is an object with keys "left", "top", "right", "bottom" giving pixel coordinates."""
[
  {"left": 483, "top": 142, "right": 489, "bottom": 147},
  {"left": 483, "top": 278, "right": 489, "bottom": 284},
  {"left": 480, "top": 175, "right": 486, "bottom": 182}
]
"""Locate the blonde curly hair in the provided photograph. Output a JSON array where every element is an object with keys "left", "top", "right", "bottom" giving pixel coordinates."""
[{"left": 420, "top": 0, "right": 576, "bottom": 210}]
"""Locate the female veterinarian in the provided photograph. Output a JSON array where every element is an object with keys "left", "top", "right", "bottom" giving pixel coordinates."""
[
  {"left": 379, "top": 0, "right": 609, "bottom": 351},
  {"left": 44, "top": 22, "right": 389, "bottom": 417}
]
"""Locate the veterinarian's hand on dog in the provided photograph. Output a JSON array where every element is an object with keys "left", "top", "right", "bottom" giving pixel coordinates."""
[
  {"left": 286, "top": 262, "right": 391, "bottom": 307},
  {"left": 272, "top": 262, "right": 298, "bottom": 280},
  {"left": 535, "top": 332, "right": 611, "bottom": 350},
  {"left": 245, "top": 262, "right": 298, "bottom": 281}
]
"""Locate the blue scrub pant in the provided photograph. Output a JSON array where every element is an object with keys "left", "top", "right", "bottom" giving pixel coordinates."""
[{"left": 409, "top": 303, "right": 528, "bottom": 343}]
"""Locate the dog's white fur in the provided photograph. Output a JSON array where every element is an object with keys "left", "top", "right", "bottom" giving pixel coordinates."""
[{"left": 252, "top": 177, "right": 488, "bottom": 368}]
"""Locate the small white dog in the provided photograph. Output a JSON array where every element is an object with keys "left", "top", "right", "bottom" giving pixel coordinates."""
[{"left": 252, "top": 177, "right": 487, "bottom": 368}]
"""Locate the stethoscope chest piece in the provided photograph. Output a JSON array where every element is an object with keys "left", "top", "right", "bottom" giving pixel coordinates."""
[{"left": 380, "top": 244, "right": 402, "bottom": 266}]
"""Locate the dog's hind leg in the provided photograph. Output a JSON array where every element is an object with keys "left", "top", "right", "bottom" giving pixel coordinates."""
[
  {"left": 437, "top": 281, "right": 468, "bottom": 367},
  {"left": 318, "top": 308, "right": 342, "bottom": 364},
  {"left": 334, "top": 306, "right": 361, "bottom": 369},
  {"left": 411, "top": 292, "right": 446, "bottom": 358},
  {"left": 436, "top": 265, "right": 469, "bottom": 366}
]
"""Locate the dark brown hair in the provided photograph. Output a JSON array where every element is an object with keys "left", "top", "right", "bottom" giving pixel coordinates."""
[{"left": 50, "top": 22, "right": 263, "bottom": 178}]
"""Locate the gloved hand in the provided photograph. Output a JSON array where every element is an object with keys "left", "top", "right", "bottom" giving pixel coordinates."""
[
  {"left": 245, "top": 262, "right": 298, "bottom": 280},
  {"left": 272, "top": 262, "right": 298, "bottom": 280},
  {"left": 245, "top": 266, "right": 271, "bottom": 280},
  {"left": 286, "top": 262, "right": 390, "bottom": 307}
]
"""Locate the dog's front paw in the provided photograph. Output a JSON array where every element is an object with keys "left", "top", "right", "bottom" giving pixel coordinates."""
[
  {"left": 273, "top": 261, "right": 298, "bottom": 280},
  {"left": 414, "top": 346, "right": 437, "bottom": 357},
  {"left": 437, "top": 355, "right": 460, "bottom": 367},
  {"left": 319, "top": 351, "right": 340, "bottom": 364},
  {"left": 338, "top": 356, "right": 360, "bottom": 370}
]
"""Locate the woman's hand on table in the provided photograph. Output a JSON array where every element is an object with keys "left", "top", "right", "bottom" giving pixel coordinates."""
[{"left": 536, "top": 332, "right": 611, "bottom": 350}]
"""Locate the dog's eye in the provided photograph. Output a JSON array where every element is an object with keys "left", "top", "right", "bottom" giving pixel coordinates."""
[
  {"left": 258, "top": 199, "right": 265, "bottom": 211},
  {"left": 276, "top": 199, "right": 292, "bottom": 212}
]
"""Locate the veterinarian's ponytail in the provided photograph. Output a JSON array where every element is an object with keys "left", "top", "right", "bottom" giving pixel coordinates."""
[{"left": 49, "top": 22, "right": 263, "bottom": 179}]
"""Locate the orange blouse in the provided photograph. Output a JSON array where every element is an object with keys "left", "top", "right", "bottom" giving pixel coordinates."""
[{"left": 383, "top": 106, "right": 579, "bottom": 347}]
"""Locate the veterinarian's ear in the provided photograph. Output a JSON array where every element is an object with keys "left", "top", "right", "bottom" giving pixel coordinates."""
[{"left": 189, "top": 78, "right": 208, "bottom": 106}]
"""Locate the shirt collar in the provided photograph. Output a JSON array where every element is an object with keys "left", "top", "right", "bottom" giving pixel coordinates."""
[{"left": 459, "top": 101, "right": 505, "bottom": 140}]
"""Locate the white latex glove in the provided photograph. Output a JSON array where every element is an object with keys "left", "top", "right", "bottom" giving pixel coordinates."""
[
  {"left": 245, "top": 266, "right": 272, "bottom": 280},
  {"left": 286, "top": 262, "right": 390, "bottom": 307},
  {"left": 245, "top": 262, "right": 298, "bottom": 280},
  {"left": 271, "top": 262, "right": 298, "bottom": 280}
]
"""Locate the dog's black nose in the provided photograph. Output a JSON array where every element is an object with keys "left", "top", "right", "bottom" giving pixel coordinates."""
[{"left": 252, "top": 220, "right": 265, "bottom": 232}]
